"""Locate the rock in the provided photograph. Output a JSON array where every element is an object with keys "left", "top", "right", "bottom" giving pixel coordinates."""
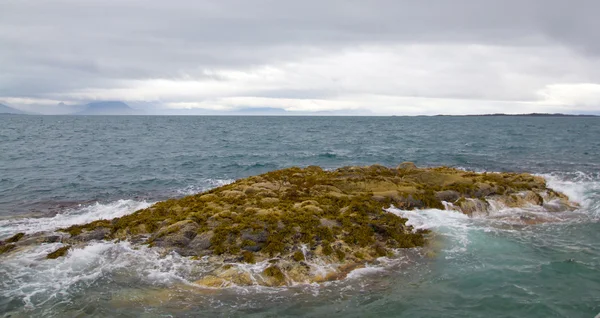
[
  {"left": 4, "top": 232, "right": 25, "bottom": 243},
  {"left": 473, "top": 183, "right": 495, "bottom": 197},
  {"left": 252, "top": 182, "right": 279, "bottom": 191},
  {"left": 75, "top": 227, "right": 110, "bottom": 242},
  {"left": 240, "top": 229, "right": 268, "bottom": 243},
  {"left": 215, "top": 267, "right": 253, "bottom": 285},
  {"left": 260, "top": 197, "right": 279, "bottom": 205},
  {"left": 368, "top": 164, "right": 389, "bottom": 174},
  {"left": 319, "top": 218, "right": 340, "bottom": 228},
  {"left": 302, "top": 205, "right": 323, "bottom": 214},
  {"left": 305, "top": 165, "right": 324, "bottom": 173},
  {"left": 397, "top": 162, "right": 417, "bottom": 170},
  {"left": 286, "top": 262, "right": 311, "bottom": 283},
  {"left": 194, "top": 275, "right": 230, "bottom": 288},
  {"left": 456, "top": 198, "right": 489, "bottom": 216},
  {"left": 0, "top": 243, "right": 16, "bottom": 255},
  {"left": 43, "top": 235, "right": 62, "bottom": 243},
  {"left": 152, "top": 221, "right": 199, "bottom": 249},
  {"left": 262, "top": 265, "right": 287, "bottom": 287},
  {"left": 492, "top": 192, "right": 546, "bottom": 209},
  {"left": 199, "top": 194, "right": 218, "bottom": 202},
  {"left": 435, "top": 190, "right": 460, "bottom": 202},
  {"left": 185, "top": 231, "right": 214, "bottom": 252},
  {"left": 522, "top": 191, "right": 544, "bottom": 206},
  {"left": 23, "top": 163, "right": 575, "bottom": 287},
  {"left": 543, "top": 200, "right": 577, "bottom": 212},
  {"left": 46, "top": 245, "right": 71, "bottom": 259}
]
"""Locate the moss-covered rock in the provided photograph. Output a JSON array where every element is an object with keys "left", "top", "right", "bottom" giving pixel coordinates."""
[
  {"left": 0, "top": 243, "right": 16, "bottom": 255},
  {"left": 46, "top": 245, "right": 71, "bottom": 259},
  {"left": 5, "top": 232, "right": 25, "bottom": 243},
  {"left": 262, "top": 265, "right": 286, "bottom": 286},
  {"left": 19, "top": 163, "right": 575, "bottom": 287}
]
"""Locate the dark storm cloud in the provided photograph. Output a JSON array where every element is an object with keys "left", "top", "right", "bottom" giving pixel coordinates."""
[{"left": 1, "top": 0, "right": 599, "bottom": 113}]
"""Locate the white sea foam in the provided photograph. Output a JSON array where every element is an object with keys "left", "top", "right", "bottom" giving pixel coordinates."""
[
  {"left": 388, "top": 207, "right": 473, "bottom": 255},
  {"left": 542, "top": 172, "right": 600, "bottom": 206},
  {"left": 176, "top": 178, "right": 235, "bottom": 196},
  {"left": 345, "top": 264, "right": 386, "bottom": 280},
  {"left": 0, "top": 241, "right": 205, "bottom": 309},
  {"left": 0, "top": 178, "right": 236, "bottom": 239},
  {"left": 0, "top": 199, "right": 152, "bottom": 239}
]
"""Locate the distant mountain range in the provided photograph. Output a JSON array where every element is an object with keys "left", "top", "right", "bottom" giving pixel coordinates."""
[
  {"left": 76, "top": 101, "right": 141, "bottom": 115},
  {"left": 0, "top": 103, "right": 26, "bottom": 114},
  {"left": 1, "top": 102, "right": 598, "bottom": 117}
]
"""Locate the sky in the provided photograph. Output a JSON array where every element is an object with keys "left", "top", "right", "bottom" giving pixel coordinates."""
[{"left": 1, "top": 0, "right": 600, "bottom": 115}]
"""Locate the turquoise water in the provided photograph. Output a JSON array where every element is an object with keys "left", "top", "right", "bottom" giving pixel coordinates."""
[{"left": 0, "top": 115, "right": 599, "bottom": 317}]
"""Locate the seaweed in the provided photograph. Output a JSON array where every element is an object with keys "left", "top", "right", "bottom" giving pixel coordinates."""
[
  {"left": 242, "top": 251, "right": 255, "bottom": 263},
  {"left": 48, "top": 163, "right": 554, "bottom": 267},
  {"left": 263, "top": 265, "right": 285, "bottom": 282},
  {"left": 0, "top": 244, "right": 16, "bottom": 254},
  {"left": 46, "top": 245, "right": 71, "bottom": 259},
  {"left": 5, "top": 232, "right": 25, "bottom": 243},
  {"left": 292, "top": 250, "right": 305, "bottom": 262}
]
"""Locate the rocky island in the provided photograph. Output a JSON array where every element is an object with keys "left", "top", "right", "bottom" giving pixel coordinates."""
[{"left": 0, "top": 163, "right": 578, "bottom": 287}]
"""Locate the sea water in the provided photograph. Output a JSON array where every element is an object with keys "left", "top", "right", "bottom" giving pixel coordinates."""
[{"left": 0, "top": 115, "right": 598, "bottom": 317}]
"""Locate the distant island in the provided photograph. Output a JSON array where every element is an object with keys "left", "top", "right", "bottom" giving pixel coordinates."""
[
  {"left": 0, "top": 101, "right": 142, "bottom": 116},
  {"left": 75, "top": 101, "right": 141, "bottom": 115},
  {"left": 1, "top": 102, "right": 598, "bottom": 117},
  {"left": 436, "top": 113, "right": 598, "bottom": 117},
  {"left": 0, "top": 103, "right": 26, "bottom": 115}
]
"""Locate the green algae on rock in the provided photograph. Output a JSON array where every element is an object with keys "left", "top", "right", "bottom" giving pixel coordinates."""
[
  {"left": 5, "top": 232, "right": 25, "bottom": 243},
  {"left": 46, "top": 245, "right": 71, "bottom": 259},
  {"left": 0, "top": 244, "right": 17, "bottom": 255},
  {"left": 24, "top": 163, "right": 577, "bottom": 285}
]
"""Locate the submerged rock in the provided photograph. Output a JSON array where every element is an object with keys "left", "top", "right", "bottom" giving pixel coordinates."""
[
  {"left": 46, "top": 245, "right": 71, "bottom": 259},
  {"left": 0, "top": 164, "right": 579, "bottom": 285}
]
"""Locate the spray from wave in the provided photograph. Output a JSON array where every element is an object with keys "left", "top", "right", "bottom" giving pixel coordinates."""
[
  {"left": 0, "top": 200, "right": 152, "bottom": 239},
  {"left": 542, "top": 171, "right": 600, "bottom": 211},
  {"left": 0, "top": 241, "right": 205, "bottom": 310},
  {"left": 176, "top": 178, "right": 235, "bottom": 196},
  {"left": 0, "top": 178, "right": 236, "bottom": 239}
]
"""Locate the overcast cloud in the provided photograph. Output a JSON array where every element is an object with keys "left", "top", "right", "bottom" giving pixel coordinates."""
[{"left": 1, "top": 0, "right": 600, "bottom": 114}]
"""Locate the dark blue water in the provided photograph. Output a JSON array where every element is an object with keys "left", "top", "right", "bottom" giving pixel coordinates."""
[{"left": 0, "top": 115, "right": 599, "bottom": 317}]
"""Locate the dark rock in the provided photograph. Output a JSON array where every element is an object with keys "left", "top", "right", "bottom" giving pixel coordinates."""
[
  {"left": 523, "top": 191, "right": 544, "bottom": 206},
  {"left": 76, "top": 227, "right": 110, "bottom": 242},
  {"left": 404, "top": 194, "right": 425, "bottom": 209},
  {"left": 129, "top": 235, "right": 150, "bottom": 244},
  {"left": 241, "top": 229, "right": 268, "bottom": 243},
  {"left": 319, "top": 218, "right": 341, "bottom": 228},
  {"left": 186, "top": 231, "right": 214, "bottom": 251},
  {"left": 242, "top": 244, "right": 263, "bottom": 252},
  {"left": 435, "top": 190, "right": 460, "bottom": 202},
  {"left": 473, "top": 183, "right": 495, "bottom": 197},
  {"left": 397, "top": 162, "right": 417, "bottom": 170},
  {"left": 5, "top": 232, "right": 25, "bottom": 243},
  {"left": 43, "top": 235, "right": 62, "bottom": 243},
  {"left": 46, "top": 245, "right": 71, "bottom": 259},
  {"left": 152, "top": 221, "right": 199, "bottom": 248},
  {"left": 0, "top": 243, "right": 16, "bottom": 254}
]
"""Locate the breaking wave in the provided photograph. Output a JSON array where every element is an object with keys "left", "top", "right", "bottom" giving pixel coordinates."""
[{"left": 0, "top": 200, "right": 152, "bottom": 239}]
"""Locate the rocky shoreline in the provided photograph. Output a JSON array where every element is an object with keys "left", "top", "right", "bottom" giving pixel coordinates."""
[{"left": 0, "top": 163, "right": 579, "bottom": 287}]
